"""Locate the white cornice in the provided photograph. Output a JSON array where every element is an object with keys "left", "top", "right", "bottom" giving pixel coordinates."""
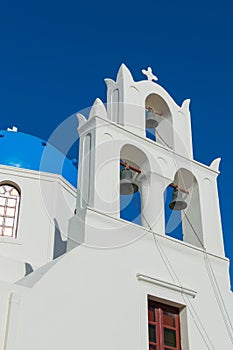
[{"left": 137, "top": 273, "right": 197, "bottom": 298}]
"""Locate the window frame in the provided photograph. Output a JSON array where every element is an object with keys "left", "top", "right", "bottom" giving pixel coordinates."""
[
  {"left": 137, "top": 274, "right": 192, "bottom": 350},
  {"left": 148, "top": 298, "right": 181, "bottom": 350},
  {"left": 0, "top": 183, "right": 20, "bottom": 238}
]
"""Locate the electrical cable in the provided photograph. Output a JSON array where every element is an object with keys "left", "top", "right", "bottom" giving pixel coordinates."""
[
  {"left": 125, "top": 117, "right": 233, "bottom": 346},
  {"left": 183, "top": 212, "right": 233, "bottom": 344},
  {"left": 132, "top": 194, "right": 215, "bottom": 349},
  {"left": 156, "top": 124, "right": 233, "bottom": 343},
  {"left": 156, "top": 129, "right": 173, "bottom": 150},
  {"left": 152, "top": 231, "right": 215, "bottom": 350},
  {"left": 183, "top": 212, "right": 203, "bottom": 248}
]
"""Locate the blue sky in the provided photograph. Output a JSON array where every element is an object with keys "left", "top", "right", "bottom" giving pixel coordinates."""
[{"left": 0, "top": 1, "right": 233, "bottom": 283}]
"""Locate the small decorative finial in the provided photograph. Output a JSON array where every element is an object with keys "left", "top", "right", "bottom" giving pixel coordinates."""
[
  {"left": 142, "top": 67, "right": 158, "bottom": 82},
  {"left": 210, "top": 157, "right": 221, "bottom": 172},
  {"left": 7, "top": 126, "right": 18, "bottom": 132}
]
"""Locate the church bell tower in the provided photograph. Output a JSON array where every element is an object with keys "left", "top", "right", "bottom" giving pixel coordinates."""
[{"left": 68, "top": 63, "right": 224, "bottom": 258}]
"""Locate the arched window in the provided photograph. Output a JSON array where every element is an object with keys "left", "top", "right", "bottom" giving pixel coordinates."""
[
  {"left": 120, "top": 161, "right": 142, "bottom": 225},
  {"left": 164, "top": 169, "right": 203, "bottom": 248},
  {"left": 164, "top": 185, "right": 184, "bottom": 241},
  {"left": 0, "top": 183, "right": 20, "bottom": 238},
  {"left": 120, "top": 165, "right": 141, "bottom": 225},
  {"left": 119, "top": 144, "right": 150, "bottom": 227},
  {"left": 145, "top": 94, "right": 173, "bottom": 149}
]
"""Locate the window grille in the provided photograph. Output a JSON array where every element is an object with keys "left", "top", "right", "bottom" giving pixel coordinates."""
[{"left": 0, "top": 184, "right": 20, "bottom": 238}]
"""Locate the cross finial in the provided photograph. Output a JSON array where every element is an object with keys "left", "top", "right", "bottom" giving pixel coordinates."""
[
  {"left": 7, "top": 126, "right": 18, "bottom": 132},
  {"left": 142, "top": 67, "right": 158, "bottom": 82}
]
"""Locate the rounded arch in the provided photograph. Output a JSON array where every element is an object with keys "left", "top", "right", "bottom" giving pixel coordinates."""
[
  {"left": 0, "top": 181, "right": 21, "bottom": 238},
  {"left": 120, "top": 143, "right": 150, "bottom": 171},
  {"left": 145, "top": 93, "right": 174, "bottom": 149},
  {"left": 164, "top": 168, "right": 203, "bottom": 247},
  {"left": 0, "top": 180, "right": 21, "bottom": 194}
]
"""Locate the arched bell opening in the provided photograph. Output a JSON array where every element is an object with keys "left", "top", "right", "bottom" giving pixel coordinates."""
[
  {"left": 145, "top": 94, "right": 173, "bottom": 149},
  {"left": 119, "top": 161, "right": 142, "bottom": 225},
  {"left": 119, "top": 144, "right": 150, "bottom": 226},
  {"left": 164, "top": 185, "right": 184, "bottom": 241},
  {"left": 164, "top": 169, "right": 203, "bottom": 248}
]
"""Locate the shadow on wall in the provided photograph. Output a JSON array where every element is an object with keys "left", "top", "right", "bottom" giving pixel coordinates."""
[
  {"left": 23, "top": 220, "right": 67, "bottom": 277},
  {"left": 24, "top": 262, "right": 33, "bottom": 276},
  {"left": 53, "top": 219, "right": 67, "bottom": 259}
]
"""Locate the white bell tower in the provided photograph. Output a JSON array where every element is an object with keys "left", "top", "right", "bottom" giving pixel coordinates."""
[{"left": 68, "top": 64, "right": 224, "bottom": 258}]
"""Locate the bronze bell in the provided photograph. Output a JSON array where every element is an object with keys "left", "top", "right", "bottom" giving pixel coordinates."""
[
  {"left": 145, "top": 107, "right": 159, "bottom": 129},
  {"left": 169, "top": 188, "right": 187, "bottom": 211},
  {"left": 120, "top": 168, "right": 139, "bottom": 195}
]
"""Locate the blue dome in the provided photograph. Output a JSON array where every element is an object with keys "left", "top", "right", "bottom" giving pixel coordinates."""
[{"left": 0, "top": 130, "right": 78, "bottom": 187}]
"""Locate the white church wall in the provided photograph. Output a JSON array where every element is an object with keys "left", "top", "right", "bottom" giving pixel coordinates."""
[
  {"left": 11, "top": 220, "right": 233, "bottom": 349},
  {"left": 0, "top": 165, "right": 76, "bottom": 278}
]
